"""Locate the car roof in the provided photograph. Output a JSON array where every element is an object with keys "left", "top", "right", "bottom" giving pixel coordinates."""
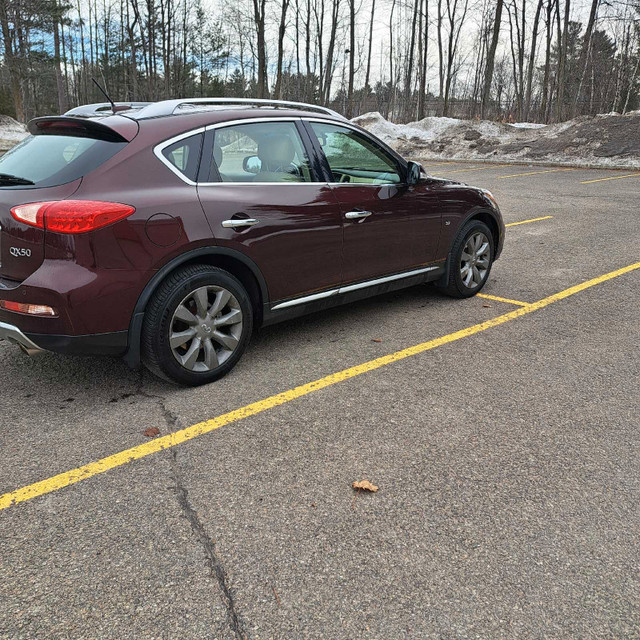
[
  {"left": 65, "top": 99, "right": 347, "bottom": 122},
  {"left": 56, "top": 100, "right": 353, "bottom": 144}
]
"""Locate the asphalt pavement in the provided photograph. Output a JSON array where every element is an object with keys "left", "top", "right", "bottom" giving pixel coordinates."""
[{"left": 1, "top": 162, "right": 639, "bottom": 639}]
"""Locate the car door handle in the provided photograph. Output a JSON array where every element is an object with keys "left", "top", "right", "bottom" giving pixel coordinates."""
[
  {"left": 221, "top": 218, "right": 259, "bottom": 229},
  {"left": 345, "top": 211, "right": 373, "bottom": 220}
]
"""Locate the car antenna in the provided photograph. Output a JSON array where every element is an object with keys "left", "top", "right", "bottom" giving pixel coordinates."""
[{"left": 91, "top": 78, "right": 124, "bottom": 114}]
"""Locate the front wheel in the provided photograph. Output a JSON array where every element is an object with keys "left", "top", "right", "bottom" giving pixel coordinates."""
[
  {"left": 141, "top": 265, "right": 253, "bottom": 386},
  {"left": 436, "top": 220, "right": 494, "bottom": 298}
]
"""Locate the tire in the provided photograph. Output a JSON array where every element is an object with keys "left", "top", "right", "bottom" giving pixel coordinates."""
[
  {"left": 436, "top": 220, "right": 494, "bottom": 298},
  {"left": 141, "top": 265, "right": 253, "bottom": 386}
]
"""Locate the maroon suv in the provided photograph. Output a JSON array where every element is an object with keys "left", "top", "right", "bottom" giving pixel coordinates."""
[{"left": 0, "top": 99, "right": 504, "bottom": 385}]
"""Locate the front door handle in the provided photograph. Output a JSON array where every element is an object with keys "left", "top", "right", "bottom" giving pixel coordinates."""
[
  {"left": 221, "top": 218, "right": 259, "bottom": 229},
  {"left": 345, "top": 210, "right": 373, "bottom": 220}
]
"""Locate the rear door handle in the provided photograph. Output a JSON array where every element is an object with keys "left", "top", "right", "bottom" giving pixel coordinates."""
[
  {"left": 221, "top": 218, "right": 259, "bottom": 229},
  {"left": 345, "top": 211, "right": 373, "bottom": 220}
]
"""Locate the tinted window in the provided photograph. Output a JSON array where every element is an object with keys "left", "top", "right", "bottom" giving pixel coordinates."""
[
  {"left": 210, "top": 121, "right": 312, "bottom": 183},
  {"left": 162, "top": 133, "right": 203, "bottom": 182},
  {"left": 309, "top": 122, "right": 401, "bottom": 184},
  {"left": 0, "top": 134, "right": 127, "bottom": 188}
]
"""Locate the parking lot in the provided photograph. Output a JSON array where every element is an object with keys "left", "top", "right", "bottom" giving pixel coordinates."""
[{"left": 1, "top": 162, "right": 639, "bottom": 639}]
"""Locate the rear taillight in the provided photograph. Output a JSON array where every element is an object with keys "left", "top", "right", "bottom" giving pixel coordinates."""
[{"left": 10, "top": 200, "right": 135, "bottom": 234}]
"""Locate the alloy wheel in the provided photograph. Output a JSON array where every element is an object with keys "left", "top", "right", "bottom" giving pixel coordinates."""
[
  {"left": 460, "top": 231, "right": 491, "bottom": 289},
  {"left": 169, "top": 285, "right": 243, "bottom": 372}
]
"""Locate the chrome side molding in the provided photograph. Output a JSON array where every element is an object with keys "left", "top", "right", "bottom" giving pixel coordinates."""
[{"left": 271, "top": 266, "right": 439, "bottom": 311}]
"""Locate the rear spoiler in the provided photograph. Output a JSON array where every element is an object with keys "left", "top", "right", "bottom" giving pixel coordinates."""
[{"left": 28, "top": 116, "right": 138, "bottom": 142}]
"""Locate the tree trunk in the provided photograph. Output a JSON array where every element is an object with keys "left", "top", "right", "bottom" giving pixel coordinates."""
[
  {"left": 252, "top": 0, "right": 268, "bottom": 98},
  {"left": 53, "top": 0, "right": 69, "bottom": 113},
  {"left": 481, "top": 0, "right": 504, "bottom": 118},
  {"left": 273, "top": 0, "right": 290, "bottom": 99},
  {"left": 0, "top": 0, "right": 25, "bottom": 120},
  {"left": 364, "top": 0, "right": 376, "bottom": 90},
  {"left": 555, "top": 0, "right": 570, "bottom": 122},
  {"left": 524, "top": 0, "right": 543, "bottom": 120},
  {"left": 346, "top": 0, "right": 355, "bottom": 117},
  {"left": 573, "top": 0, "right": 599, "bottom": 117}
]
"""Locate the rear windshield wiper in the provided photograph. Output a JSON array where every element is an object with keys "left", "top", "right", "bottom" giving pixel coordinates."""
[{"left": 0, "top": 173, "right": 35, "bottom": 186}]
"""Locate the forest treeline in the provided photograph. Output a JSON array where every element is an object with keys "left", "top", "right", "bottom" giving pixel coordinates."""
[{"left": 0, "top": 0, "right": 639, "bottom": 124}]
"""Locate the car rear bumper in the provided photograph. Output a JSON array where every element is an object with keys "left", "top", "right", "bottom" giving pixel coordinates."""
[
  {"left": 0, "top": 321, "right": 44, "bottom": 355},
  {"left": 0, "top": 320, "right": 128, "bottom": 357}
]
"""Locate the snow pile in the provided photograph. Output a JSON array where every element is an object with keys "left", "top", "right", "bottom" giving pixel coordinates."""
[
  {"left": 352, "top": 111, "right": 640, "bottom": 168},
  {"left": 0, "top": 116, "right": 28, "bottom": 152}
]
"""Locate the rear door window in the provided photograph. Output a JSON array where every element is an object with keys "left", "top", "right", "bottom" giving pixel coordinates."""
[
  {"left": 209, "top": 121, "right": 313, "bottom": 183},
  {"left": 0, "top": 134, "right": 127, "bottom": 188}
]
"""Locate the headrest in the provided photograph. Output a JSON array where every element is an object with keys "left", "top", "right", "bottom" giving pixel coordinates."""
[{"left": 257, "top": 134, "right": 295, "bottom": 171}]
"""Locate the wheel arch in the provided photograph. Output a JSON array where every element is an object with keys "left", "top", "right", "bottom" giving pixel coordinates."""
[
  {"left": 435, "top": 207, "right": 502, "bottom": 288},
  {"left": 462, "top": 208, "right": 502, "bottom": 256},
  {"left": 124, "top": 247, "right": 268, "bottom": 368}
]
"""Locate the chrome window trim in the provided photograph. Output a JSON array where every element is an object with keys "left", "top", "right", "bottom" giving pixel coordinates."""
[
  {"left": 153, "top": 116, "right": 405, "bottom": 187},
  {"left": 270, "top": 266, "right": 439, "bottom": 311}
]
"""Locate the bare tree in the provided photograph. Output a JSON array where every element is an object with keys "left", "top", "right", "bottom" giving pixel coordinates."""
[
  {"left": 481, "top": 0, "right": 504, "bottom": 117},
  {"left": 273, "top": 0, "right": 291, "bottom": 99},
  {"left": 252, "top": 0, "right": 268, "bottom": 97}
]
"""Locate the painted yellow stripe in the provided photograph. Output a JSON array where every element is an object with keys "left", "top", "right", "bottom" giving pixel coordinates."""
[
  {"left": 477, "top": 293, "right": 529, "bottom": 307},
  {"left": 506, "top": 215, "right": 553, "bottom": 227},
  {"left": 580, "top": 173, "right": 640, "bottom": 184},
  {"left": 1, "top": 261, "right": 639, "bottom": 513},
  {"left": 421, "top": 161, "right": 457, "bottom": 168},
  {"left": 498, "top": 168, "right": 575, "bottom": 179},
  {"left": 434, "top": 164, "right": 509, "bottom": 175}
]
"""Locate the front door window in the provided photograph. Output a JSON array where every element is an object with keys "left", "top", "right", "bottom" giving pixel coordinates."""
[{"left": 308, "top": 122, "right": 402, "bottom": 185}]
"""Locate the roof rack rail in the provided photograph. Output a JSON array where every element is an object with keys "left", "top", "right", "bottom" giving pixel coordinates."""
[
  {"left": 64, "top": 102, "right": 152, "bottom": 118},
  {"left": 133, "top": 98, "right": 347, "bottom": 121}
]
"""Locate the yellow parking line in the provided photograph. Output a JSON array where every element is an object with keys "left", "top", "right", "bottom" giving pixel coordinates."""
[
  {"left": 506, "top": 215, "right": 553, "bottom": 227},
  {"left": 434, "top": 164, "right": 509, "bottom": 175},
  {"left": 581, "top": 173, "right": 640, "bottom": 184},
  {"left": 477, "top": 293, "right": 529, "bottom": 307},
  {"left": 498, "top": 168, "right": 575, "bottom": 179},
  {"left": 422, "top": 161, "right": 457, "bottom": 168},
  {"left": 1, "top": 260, "right": 639, "bottom": 513}
]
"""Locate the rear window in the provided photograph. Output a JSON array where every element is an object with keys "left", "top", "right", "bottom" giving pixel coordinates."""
[{"left": 0, "top": 134, "right": 127, "bottom": 188}]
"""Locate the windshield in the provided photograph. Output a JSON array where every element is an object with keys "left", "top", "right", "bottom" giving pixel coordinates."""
[{"left": 0, "top": 134, "right": 127, "bottom": 188}]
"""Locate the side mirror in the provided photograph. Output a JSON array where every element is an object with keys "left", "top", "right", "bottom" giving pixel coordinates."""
[
  {"left": 243, "top": 155, "right": 262, "bottom": 174},
  {"left": 406, "top": 161, "right": 423, "bottom": 185}
]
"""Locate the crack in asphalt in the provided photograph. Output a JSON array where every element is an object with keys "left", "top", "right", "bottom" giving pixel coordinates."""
[
  {"left": 168, "top": 450, "right": 248, "bottom": 640},
  {"left": 137, "top": 371, "right": 248, "bottom": 640}
]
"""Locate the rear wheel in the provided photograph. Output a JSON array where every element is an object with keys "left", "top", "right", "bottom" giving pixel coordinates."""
[
  {"left": 142, "top": 265, "right": 253, "bottom": 386},
  {"left": 436, "top": 220, "right": 494, "bottom": 298}
]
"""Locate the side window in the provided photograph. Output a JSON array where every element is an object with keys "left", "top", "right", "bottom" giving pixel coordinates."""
[
  {"left": 210, "top": 121, "right": 312, "bottom": 183},
  {"left": 162, "top": 133, "right": 203, "bottom": 182},
  {"left": 309, "top": 122, "right": 401, "bottom": 185}
]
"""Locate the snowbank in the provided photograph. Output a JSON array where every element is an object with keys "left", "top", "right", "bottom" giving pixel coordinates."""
[
  {"left": 0, "top": 116, "right": 28, "bottom": 152},
  {"left": 352, "top": 111, "right": 640, "bottom": 169}
]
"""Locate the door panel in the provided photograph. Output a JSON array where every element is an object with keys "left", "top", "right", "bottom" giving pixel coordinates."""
[
  {"left": 330, "top": 185, "right": 414, "bottom": 282},
  {"left": 198, "top": 184, "right": 343, "bottom": 303},
  {"left": 198, "top": 121, "right": 344, "bottom": 304},
  {"left": 306, "top": 120, "right": 441, "bottom": 284}
]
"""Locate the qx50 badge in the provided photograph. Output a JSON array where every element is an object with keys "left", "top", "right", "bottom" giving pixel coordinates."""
[{"left": 10, "top": 247, "right": 31, "bottom": 258}]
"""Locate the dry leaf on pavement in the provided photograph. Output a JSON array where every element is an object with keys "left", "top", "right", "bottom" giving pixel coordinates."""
[
  {"left": 352, "top": 480, "right": 379, "bottom": 493},
  {"left": 143, "top": 427, "right": 160, "bottom": 437}
]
